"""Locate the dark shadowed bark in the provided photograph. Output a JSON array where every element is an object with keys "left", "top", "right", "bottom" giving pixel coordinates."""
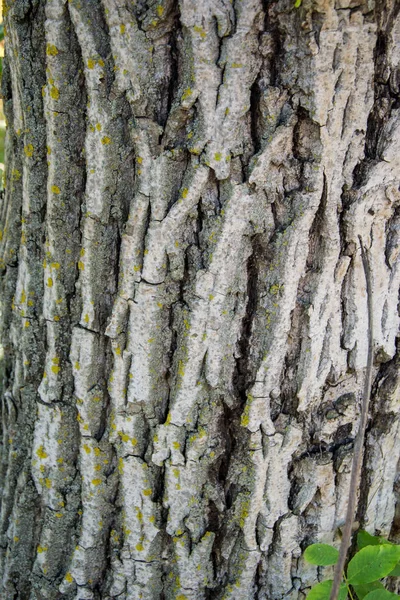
[{"left": 0, "top": 0, "right": 399, "bottom": 598}]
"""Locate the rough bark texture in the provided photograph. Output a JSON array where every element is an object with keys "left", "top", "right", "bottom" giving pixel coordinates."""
[{"left": 0, "top": 0, "right": 399, "bottom": 598}]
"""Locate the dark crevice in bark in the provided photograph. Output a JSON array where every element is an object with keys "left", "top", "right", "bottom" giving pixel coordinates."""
[
  {"left": 159, "top": 12, "right": 181, "bottom": 128},
  {"left": 232, "top": 235, "right": 262, "bottom": 406},
  {"left": 357, "top": 341, "right": 400, "bottom": 531},
  {"left": 351, "top": 1, "right": 400, "bottom": 189},
  {"left": 250, "top": 76, "right": 263, "bottom": 154}
]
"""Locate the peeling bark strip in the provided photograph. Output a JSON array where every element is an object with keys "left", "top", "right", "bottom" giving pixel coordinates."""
[{"left": 0, "top": 0, "right": 399, "bottom": 598}]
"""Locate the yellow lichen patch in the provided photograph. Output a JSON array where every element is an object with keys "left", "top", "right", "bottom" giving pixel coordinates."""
[
  {"left": 65, "top": 572, "right": 74, "bottom": 583},
  {"left": 173, "top": 468, "right": 180, "bottom": 478},
  {"left": 98, "top": 58, "right": 105, "bottom": 67},
  {"left": 45, "top": 478, "right": 52, "bottom": 489},
  {"left": 118, "top": 458, "right": 124, "bottom": 473},
  {"left": 50, "top": 86, "right": 60, "bottom": 100},
  {"left": 239, "top": 499, "right": 250, "bottom": 528},
  {"left": 51, "top": 365, "right": 60, "bottom": 374},
  {"left": 101, "top": 136, "right": 111, "bottom": 145},
  {"left": 120, "top": 24, "right": 126, "bottom": 34},
  {"left": 14, "top": 537, "right": 19, "bottom": 543},
  {"left": 131, "top": 438, "right": 138, "bottom": 446},
  {"left": 12, "top": 169, "right": 22, "bottom": 181},
  {"left": 94, "top": 447, "right": 101, "bottom": 456},
  {"left": 193, "top": 25, "right": 206, "bottom": 39},
  {"left": 36, "top": 446, "right": 48, "bottom": 459},
  {"left": 37, "top": 545, "right": 48, "bottom": 553},
  {"left": 136, "top": 156, "right": 143, "bottom": 164},
  {"left": 178, "top": 360, "right": 185, "bottom": 377},
  {"left": 47, "top": 278, "right": 53, "bottom": 288},
  {"left": 96, "top": 122, "right": 102, "bottom": 131},
  {"left": 173, "top": 441, "right": 180, "bottom": 449},
  {"left": 118, "top": 431, "right": 130, "bottom": 443},
  {"left": 46, "top": 44, "right": 59, "bottom": 56},
  {"left": 136, "top": 543, "right": 144, "bottom": 551},
  {"left": 93, "top": 396, "right": 101, "bottom": 403},
  {"left": 136, "top": 507, "right": 143, "bottom": 522},
  {"left": 231, "top": 62, "right": 243, "bottom": 68},
  {"left": 91, "top": 478, "right": 102, "bottom": 486},
  {"left": 240, "top": 407, "right": 250, "bottom": 427},
  {"left": 115, "top": 346, "right": 121, "bottom": 355},
  {"left": 84, "top": 314, "right": 89, "bottom": 324},
  {"left": 78, "top": 261, "right": 84, "bottom": 270},
  {"left": 55, "top": 512, "right": 63, "bottom": 518},
  {"left": 214, "top": 152, "right": 222, "bottom": 162},
  {"left": 87, "top": 58, "right": 95, "bottom": 69},
  {"left": 181, "top": 88, "right": 192, "bottom": 101},
  {"left": 143, "top": 488, "right": 152, "bottom": 496},
  {"left": 51, "top": 262, "right": 60, "bottom": 269},
  {"left": 57, "top": 457, "right": 63, "bottom": 464},
  {"left": 83, "top": 444, "right": 91, "bottom": 454},
  {"left": 156, "top": 5, "right": 164, "bottom": 16},
  {"left": 24, "top": 144, "right": 34, "bottom": 158},
  {"left": 51, "top": 185, "right": 61, "bottom": 194},
  {"left": 149, "top": 515, "right": 156, "bottom": 523}
]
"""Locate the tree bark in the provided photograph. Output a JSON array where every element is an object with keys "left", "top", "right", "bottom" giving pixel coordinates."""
[{"left": 0, "top": 0, "right": 399, "bottom": 598}]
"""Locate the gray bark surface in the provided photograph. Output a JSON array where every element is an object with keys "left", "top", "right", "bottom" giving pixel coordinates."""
[{"left": 0, "top": 0, "right": 399, "bottom": 598}]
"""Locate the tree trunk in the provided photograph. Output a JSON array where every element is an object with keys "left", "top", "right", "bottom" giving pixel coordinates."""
[{"left": 0, "top": 0, "right": 399, "bottom": 598}]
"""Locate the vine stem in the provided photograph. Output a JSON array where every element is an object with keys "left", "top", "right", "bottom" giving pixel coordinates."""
[
  {"left": 343, "top": 572, "right": 355, "bottom": 600},
  {"left": 329, "top": 237, "right": 374, "bottom": 600}
]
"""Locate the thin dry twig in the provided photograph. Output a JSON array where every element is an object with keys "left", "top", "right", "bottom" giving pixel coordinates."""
[{"left": 329, "top": 237, "right": 374, "bottom": 600}]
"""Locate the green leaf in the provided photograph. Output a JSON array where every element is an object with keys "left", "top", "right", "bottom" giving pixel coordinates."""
[
  {"left": 353, "top": 581, "right": 385, "bottom": 599},
  {"left": 294, "top": 0, "right": 302, "bottom": 7},
  {"left": 347, "top": 545, "right": 400, "bottom": 585},
  {"left": 304, "top": 544, "right": 339, "bottom": 566},
  {"left": 306, "top": 580, "right": 347, "bottom": 600},
  {"left": 363, "top": 590, "right": 400, "bottom": 599},
  {"left": 357, "top": 531, "right": 393, "bottom": 550},
  {"left": 387, "top": 563, "right": 400, "bottom": 577}
]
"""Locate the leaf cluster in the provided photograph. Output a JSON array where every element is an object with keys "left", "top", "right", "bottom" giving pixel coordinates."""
[{"left": 304, "top": 531, "right": 400, "bottom": 600}]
